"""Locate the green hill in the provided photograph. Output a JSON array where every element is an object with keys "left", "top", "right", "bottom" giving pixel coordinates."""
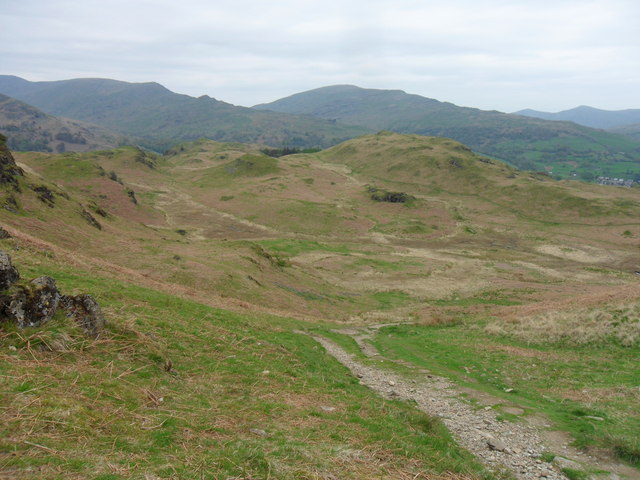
[
  {"left": 611, "top": 122, "right": 640, "bottom": 141},
  {"left": 255, "top": 85, "right": 640, "bottom": 179},
  {"left": 0, "top": 76, "right": 371, "bottom": 151},
  {"left": 0, "top": 94, "right": 125, "bottom": 152}
]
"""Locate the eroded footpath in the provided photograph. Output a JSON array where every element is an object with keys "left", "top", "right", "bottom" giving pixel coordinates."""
[{"left": 305, "top": 328, "right": 639, "bottom": 480}]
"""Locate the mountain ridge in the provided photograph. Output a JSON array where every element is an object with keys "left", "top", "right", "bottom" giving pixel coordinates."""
[
  {"left": 0, "top": 93, "right": 125, "bottom": 152},
  {"left": 255, "top": 85, "right": 640, "bottom": 178},
  {"left": 0, "top": 76, "right": 371, "bottom": 151},
  {"left": 514, "top": 105, "right": 640, "bottom": 129}
]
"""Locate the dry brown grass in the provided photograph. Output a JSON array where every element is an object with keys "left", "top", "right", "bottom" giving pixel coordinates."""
[{"left": 485, "top": 302, "right": 640, "bottom": 346}]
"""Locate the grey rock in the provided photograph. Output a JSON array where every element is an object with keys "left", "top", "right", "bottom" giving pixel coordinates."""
[
  {"left": 59, "top": 294, "right": 106, "bottom": 337},
  {"left": 250, "top": 428, "right": 268, "bottom": 437},
  {"left": 2, "top": 276, "right": 60, "bottom": 328},
  {"left": 0, "top": 139, "right": 24, "bottom": 189},
  {"left": 487, "top": 437, "right": 508, "bottom": 452},
  {"left": 0, "top": 250, "right": 19, "bottom": 290}
]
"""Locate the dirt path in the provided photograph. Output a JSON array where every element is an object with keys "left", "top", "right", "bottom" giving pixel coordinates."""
[{"left": 307, "top": 328, "right": 638, "bottom": 480}]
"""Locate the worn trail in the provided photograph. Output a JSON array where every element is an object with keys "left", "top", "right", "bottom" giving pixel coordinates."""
[{"left": 307, "top": 328, "right": 638, "bottom": 480}]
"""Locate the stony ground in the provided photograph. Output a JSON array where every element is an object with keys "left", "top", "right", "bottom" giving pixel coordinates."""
[{"left": 306, "top": 327, "right": 639, "bottom": 480}]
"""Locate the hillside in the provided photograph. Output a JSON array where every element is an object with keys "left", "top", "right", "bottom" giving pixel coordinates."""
[
  {"left": 0, "top": 76, "right": 371, "bottom": 151},
  {"left": 514, "top": 105, "right": 640, "bottom": 129},
  {"left": 3, "top": 130, "right": 640, "bottom": 320},
  {"left": 255, "top": 85, "right": 640, "bottom": 179},
  {"left": 611, "top": 122, "right": 640, "bottom": 141},
  {"left": 0, "top": 93, "right": 124, "bottom": 152},
  {"left": 1, "top": 133, "right": 639, "bottom": 478}
]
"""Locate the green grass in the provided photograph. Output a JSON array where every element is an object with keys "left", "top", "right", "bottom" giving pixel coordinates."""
[
  {"left": 256, "top": 238, "right": 355, "bottom": 257},
  {"left": 0, "top": 246, "right": 492, "bottom": 479},
  {"left": 562, "top": 467, "right": 588, "bottom": 480},
  {"left": 369, "top": 322, "right": 640, "bottom": 468},
  {"left": 373, "top": 290, "right": 413, "bottom": 310}
]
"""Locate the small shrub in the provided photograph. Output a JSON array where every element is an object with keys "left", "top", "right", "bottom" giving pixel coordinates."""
[
  {"left": 367, "top": 186, "right": 415, "bottom": 204},
  {"left": 540, "top": 452, "right": 556, "bottom": 462},
  {"left": 562, "top": 468, "right": 587, "bottom": 480}
]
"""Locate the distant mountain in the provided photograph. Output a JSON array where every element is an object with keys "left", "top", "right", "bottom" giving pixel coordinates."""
[
  {"left": 0, "top": 76, "right": 370, "bottom": 151},
  {"left": 0, "top": 93, "right": 124, "bottom": 152},
  {"left": 254, "top": 85, "right": 640, "bottom": 176},
  {"left": 513, "top": 105, "right": 640, "bottom": 129}
]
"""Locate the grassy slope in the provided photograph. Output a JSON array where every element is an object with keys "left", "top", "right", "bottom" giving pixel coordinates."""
[
  {"left": 6, "top": 133, "right": 640, "bottom": 320},
  {"left": 2, "top": 133, "right": 640, "bottom": 474},
  {"left": 611, "top": 123, "right": 640, "bottom": 141},
  {"left": 369, "top": 322, "right": 640, "bottom": 468},
  {"left": 0, "top": 239, "right": 490, "bottom": 480},
  {"left": 255, "top": 86, "right": 640, "bottom": 179}
]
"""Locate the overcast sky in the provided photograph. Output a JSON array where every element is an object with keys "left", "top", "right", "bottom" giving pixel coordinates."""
[{"left": 2, "top": 0, "right": 639, "bottom": 112}]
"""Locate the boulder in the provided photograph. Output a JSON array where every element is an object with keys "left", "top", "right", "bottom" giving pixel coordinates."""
[
  {"left": 487, "top": 436, "right": 508, "bottom": 452},
  {"left": 2, "top": 276, "right": 61, "bottom": 328},
  {"left": 0, "top": 250, "right": 19, "bottom": 290},
  {"left": 59, "top": 294, "right": 106, "bottom": 336},
  {"left": 0, "top": 250, "right": 105, "bottom": 336}
]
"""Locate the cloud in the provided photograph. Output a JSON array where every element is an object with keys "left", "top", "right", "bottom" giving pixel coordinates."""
[{"left": 1, "top": 0, "right": 639, "bottom": 111}]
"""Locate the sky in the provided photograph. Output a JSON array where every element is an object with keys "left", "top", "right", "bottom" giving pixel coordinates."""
[{"left": 2, "top": 0, "right": 639, "bottom": 112}]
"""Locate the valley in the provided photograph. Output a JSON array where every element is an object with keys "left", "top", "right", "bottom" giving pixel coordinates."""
[{"left": 1, "top": 131, "right": 639, "bottom": 479}]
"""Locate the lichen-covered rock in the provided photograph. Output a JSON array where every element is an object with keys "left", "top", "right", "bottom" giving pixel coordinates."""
[
  {"left": 60, "top": 294, "right": 106, "bottom": 337},
  {"left": 0, "top": 250, "right": 19, "bottom": 290},
  {"left": 2, "top": 276, "right": 61, "bottom": 328}
]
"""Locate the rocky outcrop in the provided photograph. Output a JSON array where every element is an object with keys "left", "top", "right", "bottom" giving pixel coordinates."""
[
  {"left": 2, "top": 276, "right": 61, "bottom": 328},
  {"left": 0, "top": 249, "right": 105, "bottom": 336},
  {"left": 0, "top": 133, "right": 24, "bottom": 190},
  {"left": 59, "top": 294, "right": 105, "bottom": 337},
  {"left": 80, "top": 208, "right": 102, "bottom": 230}
]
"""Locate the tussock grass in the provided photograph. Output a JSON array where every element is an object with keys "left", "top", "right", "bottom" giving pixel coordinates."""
[{"left": 485, "top": 303, "right": 640, "bottom": 347}]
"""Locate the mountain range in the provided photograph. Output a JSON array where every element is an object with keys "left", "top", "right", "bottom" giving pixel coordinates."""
[
  {"left": 0, "top": 75, "right": 370, "bottom": 151},
  {"left": 1, "top": 76, "right": 640, "bottom": 180}
]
